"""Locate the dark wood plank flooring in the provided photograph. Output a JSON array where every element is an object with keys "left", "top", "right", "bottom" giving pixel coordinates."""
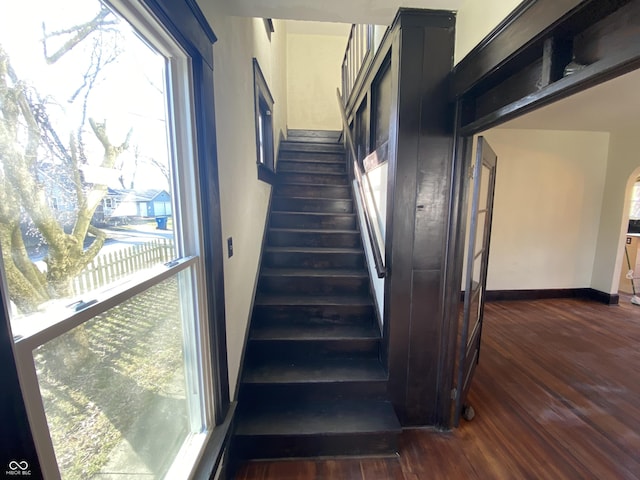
[{"left": 235, "top": 296, "right": 640, "bottom": 479}]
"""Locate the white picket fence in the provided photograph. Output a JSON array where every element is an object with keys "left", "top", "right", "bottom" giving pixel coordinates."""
[{"left": 71, "top": 238, "right": 175, "bottom": 296}]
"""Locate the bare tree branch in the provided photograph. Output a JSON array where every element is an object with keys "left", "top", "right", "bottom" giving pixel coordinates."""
[{"left": 41, "top": 7, "right": 116, "bottom": 65}]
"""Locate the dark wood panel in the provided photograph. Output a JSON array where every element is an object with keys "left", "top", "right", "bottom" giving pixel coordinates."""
[
  {"left": 412, "top": 24, "right": 456, "bottom": 272},
  {"left": 574, "top": 0, "right": 640, "bottom": 65},
  {"left": 452, "top": 0, "right": 582, "bottom": 96},
  {"left": 474, "top": 57, "right": 543, "bottom": 121},
  {"left": 455, "top": 0, "right": 640, "bottom": 133},
  {"left": 235, "top": 296, "right": 640, "bottom": 479},
  {"left": 460, "top": 36, "right": 640, "bottom": 135},
  {"left": 384, "top": 25, "right": 420, "bottom": 424},
  {"left": 195, "top": 60, "right": 230, "bottom": 422},
  {"left": 452, "top": 0, "right": 634, "bottom": 98},
  {"left": 143, "top": 0, "right": 216, "bottom": 67},
  {"left": 385, "top": 14, "right": 456, "bottom": 427},
  {"left": 406, "top": 269, "right": 442, "bottom": 425}
]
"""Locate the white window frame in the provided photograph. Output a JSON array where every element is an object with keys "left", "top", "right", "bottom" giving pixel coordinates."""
[{"left": 4, "top": 1, "right": 215, "bottom": 477}]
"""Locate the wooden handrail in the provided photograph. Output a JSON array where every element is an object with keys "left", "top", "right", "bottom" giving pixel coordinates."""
[{"left": 336, "top": 88, "right": 386, "bottom": 279}]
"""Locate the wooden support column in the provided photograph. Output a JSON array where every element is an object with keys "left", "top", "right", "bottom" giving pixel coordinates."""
[{"left": 383, "top": 10, "right": 456, "bottom": 426}]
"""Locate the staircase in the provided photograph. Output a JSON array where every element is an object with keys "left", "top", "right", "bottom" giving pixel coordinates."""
[{"left": 234, "top": 129, "right": 401, "bottom": 460}]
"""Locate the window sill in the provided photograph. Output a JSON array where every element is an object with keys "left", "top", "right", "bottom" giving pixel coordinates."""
[{"left": 257, "top": 163, "right": 276, "bottom": 185}]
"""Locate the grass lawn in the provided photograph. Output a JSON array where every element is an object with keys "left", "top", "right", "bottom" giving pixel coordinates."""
[{"left": 34, "top": 275, "right": 190, "bottom": 479}]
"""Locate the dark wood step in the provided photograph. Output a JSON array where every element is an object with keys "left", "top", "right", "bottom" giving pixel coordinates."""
[
  {"left": 240, "top": 356, "right": 387, "bottom": 402},
  {"left": 234, "top": 400, "right": 400, "bottom": 459},
  {"left": 247, "top": 323, "right": 380, "bottom": 362},
  {"left": 278, "top": 151, "right": 346, "bottom": 163},
  {"left": 247, "top": 338, "right": 379, "bottom": 362},
  {"left": 280, "top": 141, "right": 344, "bottom": 154},
  {"left": 263, "top": 247, "right": 364, "bottom": 269},
  {"left": 270, "top": 212, "right": 357, "bottom": 230},
  {"left": 268, "top": 228, "right": 361, "bottom": 248},
  {"left": 272, "top": 196, "right": 353, "bottom": 214},
  {"left": 278, "top": 171, "right": 348, "bottom": 185},
  {"left": 258, "top": 268, "right": 369, "bottom": 296},
  {"left": 277, "top": 153, "right": 344, "bottom": 165},
  {"left": 252, "top": 295, "right": 375, "bottom": 327},
  {"left": 274, "top": 183, "right": 351, "bottom": 199},
  {"left": 287, "top": 129, "right": 342, "bottom": 143},
  {"left": 277, "top": 160, "right": 346, "bottom": 174},
  {"left": 250, "top": 322, "right": 379, "bottom": 341}
]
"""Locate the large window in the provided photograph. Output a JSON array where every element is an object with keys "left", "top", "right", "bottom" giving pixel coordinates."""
[{"left": 1, "top": 0, "right": 213, "bottom": 478}]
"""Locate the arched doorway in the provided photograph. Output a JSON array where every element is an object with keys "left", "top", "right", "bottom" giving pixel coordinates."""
[{"left": 617, "top": 171, "right": 640, "bottom": 301}]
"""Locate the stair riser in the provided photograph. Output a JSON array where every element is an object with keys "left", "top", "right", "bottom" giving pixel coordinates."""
[
  {"left": 258, "top": 276, "right": 369, "bottom": 296},
  {"left": 272, "top": 197, "right": 353, "bottom": 214},
  {"left": 252, "top": 305, "right": 375, "bottom": 327},
  {"left": 268, "top": 231, "right": 360, "bottom": 248},
  {"left": 263, "top": 251, "right": 364, "bottom": 270},
  {"left": 247, "top": 339, "right": 379, "bottom": 362},
  {"left": 274, "top": 184, "right": 351, "bottom": 199},
  {"left": 234, "top": 433, "right": 398, "bottom": 460},
  {"left": 270, "top": 213, "right": 357, "bottom": 230},
  {"left": 278, "top": 172, "right": 348, "bottom": 185},
  {"left": 240, "top": 382, "right": 389, "bottom": 403},
  {"left": 278, "top": 161, "right": 346, "bottom": 174}
]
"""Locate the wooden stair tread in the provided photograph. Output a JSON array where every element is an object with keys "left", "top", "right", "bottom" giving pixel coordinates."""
[
  {"left": 236, "top": 400, "right": 400, "bottom": 436},
  {"left": 280, "top": 142, "right": 344, "bottom": 151},
  {"left": 261, "top": 268, "right": 367, "bottom": 277},
  {"left": 278, "top": 158, "right": 345, "bottom": 165},
  {"left": 255, "top": 294, "right": 373, "bottom": 307},
  {"left": 287, "top": 129, "right": 341, "bottom": 138},
  {"left": 269, "top": 227, "right": 358, "bottom": 234},
  {"left": 264, "top": 246, "right": 361, "bottom": 254},
  {"left": 243, "top": 357, "right": 387, "bottom": 384},
  {"left": 250, "top": 322, "right": 379, "bottom": 341},
  {"left": 273, "top": 194, "right": 351, "bottom": 201},
  {"left": 277, "top": 171, "right": 347, "bottom": 177},
  {"left": 271, "top": 211, "right": 356, "bottom": 217}
]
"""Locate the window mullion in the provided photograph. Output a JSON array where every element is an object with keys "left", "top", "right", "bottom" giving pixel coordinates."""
[{"left": 14, "top": 257, "right": 198, "bottom": 353}]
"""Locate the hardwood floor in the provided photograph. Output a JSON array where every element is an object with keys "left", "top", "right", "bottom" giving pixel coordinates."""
[{"left": 235, "top": 296, "right": 640, "bottom": 479}]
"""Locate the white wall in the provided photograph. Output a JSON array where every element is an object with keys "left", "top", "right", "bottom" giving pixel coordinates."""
[
  {"left": 480, "top": 129, "right": 609, "bottom": 291},
  {"left": 364, "top": 163, "right": 387, "bottom": 243},
  {"left": 454, "top": 0, "right": 522, "bottom": 64},
  {"left": 195, "top": 7, "right": 288, "bottom": 396},
  {"left": 592, "top": 128, "right": 640, "bottom": 293},
  {"left": 286, "top": 33, "right": 347, "bottom": 130}
]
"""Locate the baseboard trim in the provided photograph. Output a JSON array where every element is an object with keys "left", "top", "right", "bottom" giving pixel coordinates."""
[
  {"left": 460, "top": 288, "right": 619, "bottom": 305},
  {"left": 584, "top": 289, "right": 619, "bottom": 305}
]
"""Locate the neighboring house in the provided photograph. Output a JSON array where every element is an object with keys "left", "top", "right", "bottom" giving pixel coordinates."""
[
  {"left": 93, "top": 188, "right": 172, "bottom": 225},
  {"left": 135, "top": 189, "right": 172, "bottom": 217}
]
